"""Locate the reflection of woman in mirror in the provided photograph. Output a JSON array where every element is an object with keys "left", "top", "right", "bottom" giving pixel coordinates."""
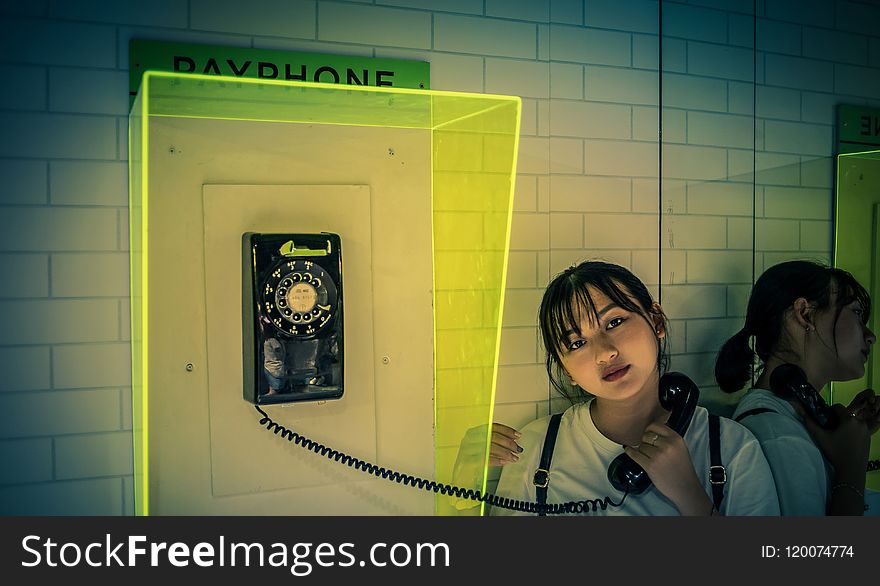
[
  {"left": 716, "top": 261, "right": 880, "bottom": 515},
  {"left": 487, "top": 261, "right": 777, "bottom": 516}
]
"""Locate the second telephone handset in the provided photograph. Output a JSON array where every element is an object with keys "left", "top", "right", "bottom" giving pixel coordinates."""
[
  {"left": 607, "top": 372, "right": 700, "bottom": 494},
  {"left": 770, "top": 363, "right": 838, "bottom": 429}
]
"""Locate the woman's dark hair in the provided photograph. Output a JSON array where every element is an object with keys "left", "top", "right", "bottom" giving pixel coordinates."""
[
  {"left": 715, "top": 260, "right": 871, "bottom": 393},
  {"left": 539, "top": 260, "right": 669, "bottom": 403}
]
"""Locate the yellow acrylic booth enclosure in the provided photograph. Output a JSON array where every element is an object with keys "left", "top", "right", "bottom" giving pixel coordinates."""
[{"left": 129, "top": 72, "right": 521, "bottom": 515}]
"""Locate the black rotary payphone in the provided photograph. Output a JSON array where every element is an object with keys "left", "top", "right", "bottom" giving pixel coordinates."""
[{"left": 242, "top": 232, "right": 344, "bottom": 405}]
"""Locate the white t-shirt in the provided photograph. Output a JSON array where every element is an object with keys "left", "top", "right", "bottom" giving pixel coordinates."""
[
  {"left": 491, "top": 400, "right": 779, "bottom": 516},
  {"left": 731, "top": 388, "right": 830, "bottom": 516}
]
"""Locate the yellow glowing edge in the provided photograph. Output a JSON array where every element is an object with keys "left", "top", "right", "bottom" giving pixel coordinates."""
[{"left": 478, "top": 107, "right": 522, "bottom": 515}]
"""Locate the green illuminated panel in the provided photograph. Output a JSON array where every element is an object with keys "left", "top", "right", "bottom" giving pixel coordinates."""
[
  {"left": 834, "top": 149, "right": 880, "bottom": 491},
  {"left": 129, "top": 72, "right": 520, "bottom": 515}
]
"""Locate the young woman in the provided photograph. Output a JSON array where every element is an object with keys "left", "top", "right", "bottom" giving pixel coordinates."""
[
  {"left": 716, "top": 260, "right": 879, "bottom": 516},
  {"left": 491, "top": 261, "right": 778, "bottom": 516}
]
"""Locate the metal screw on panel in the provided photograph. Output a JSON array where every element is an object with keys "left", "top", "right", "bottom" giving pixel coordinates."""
[
  {"left": 185, "top": 363, "right": 194, "bottom": 372},
  {"left": 382, "top": 356, "right": 391, "bottom": 365}
]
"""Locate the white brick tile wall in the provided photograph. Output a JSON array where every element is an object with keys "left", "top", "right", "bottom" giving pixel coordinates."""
[
  {"left": 663, "top": 144, "right": 727, "bottom": 180},
  {"left": 765, "top": 0, "right": 833, "bottom": 27},
  {"left": 663, "top": 73, "right": 727, "bottom": 111},
  {"left": 550, "top": 0, "right": 583, "bottom": 25},
  {"left": 486, "top": 0, "right": 548, "bottom": 22},
  {"left": 192, "top": 0, "right": 315, "bottom": 38},
  {"left": 834, "top": 1, "right": 880, "bottom": 37},
  {"left": 51, "top": 253, "right": 130, "bottom": 297},
  {"left": 755, "top": 218, "right": 800, "bottom": 250},
  {"left": 585, "top": 213, "right": 658, "bottom": 248},
  {"left": 756, "top": 18, "right": 801, "bottom": 56},
  {"left": 728, "top": 13, "right": 754, "bottom": 49},
  {"left": 666, "top": 216, "right": 727, "bottom": 249},
  {"left": 53, "top": 343, "right": 131, "bottom": 389},
  {"left": 486, "top": 58, "right": 550, "bottom": 99},
  {"left": 54, "top": 431, "right": 133, "bottom": 479},
  {"left": 800, "top": 219, "right": 833, "bottom": 252},
  {"left": 585, "top": 66, "right": 658, "bottom": 105},
  {"left": 663, "top": 3, "right": 727, "bottom": 42},
  {"left": 687, "top": 250, "right": 752, "bottom": 283},
  {"left": 803, "top": 27, "right": 868, "bottom": 66},
  {"left": 835, "top": 63, "right": 880, "bottom": 100},
  {"left": 0, "top": 65, "right": 47, "bottom": 111},
  {"left": 549, "top": 25, "right": 631, "bottom": 66},
  {"left": 764, "top": 120, "right": 832, "bottom": 156},
  {"left": 49, "top": 0, "right": 187, "bottom": 27},
  {"left": 765, "top": 54, "right": 833, "bottom": 92},
  {"left": 658, "top": 37, "right": 686, "bottom": 73},
  {"left": 435, "top": 14, "right": 536, "bottom": 58},
  {"left": 687, "top": 112, "right": 754, "bottom": 149},
  {"left": 549, "top": 100, "right": 632, "bottom": 138},
  {"left": 0, "top": 208, "right": 117, "bottom": 251},
  {"left": 509, "top": 212, "right": 549, "bottom": 250},
  {"left": 764, "top": 186, "right": 832, "bottom": 220},
  {"left": 800, "top": 156, "right": 833, "bottom": 189},
  {"left": 551, "top": 175, "right": 631, "bottom": 212},
  {"left": 378, "top": 0, "right": 482, "bottom": 15},
  {"left": 585, "top": 140, "right": 658, "bottom": 176},
  {"left": 549, "top": 212, "right": 583, "bottom": 249},
  {"left": 0, "top": 254, "right": 49, "bottom": 298},
  {"left": 0, "top": 113, "right": 117, "bottom": 159},
  {"left": 0, "top": 478, "right": 122, "bottom": 515},
  {"left": 688, "top": 42, "right": 754, "bottom": 82},
  {"left": 633, "top": 34, "right": 661, "bottom": 71},
  {"left": 0, "top": 438, "right": 53, "bottom": 485},
  {"left": 0, "top": 346, "right": 51, "bottom": 391},
  {"left": 727, "top": 217, "right": 753, "bottom": 249},
  {"left": 320, "top": 3, "right": 428, "bottom": 48},
  {"left": 506, "top": 251, "right": 538, "bottom": 288},
  {"left": 549, "top": 138, "right": 584, "bottom": 173},
  {"left": 50, "top": 161, "right": 128, "bottom": 206},
  {"left": 550, "top": 62, "right": 584, "bottom": 99},
  {"left": 498, "top": 326, "right": 539, "bottom": 365},
  {"left": 688, "top": 181, "right": 753, "bottom": 215},
  {"left": 0, "top": 161, "right": 48, "bottom": 206},
  {"left": 429, "top": 53, "right": 484, "bottom": 92},
  {"left": 0, "top": 389, "right": 121, "bottom": 438},
  {"left": 0, "top": 299, "right": 118, "bottom": 345},
  {"left": 0, "top": 18, "right": 116, "bottom": 68},
  {"left": 586, "top": 0, "right": 659, "bottom": 34},
  {"left": 49, "top": 68, "right": 129, "bottom": 115}
]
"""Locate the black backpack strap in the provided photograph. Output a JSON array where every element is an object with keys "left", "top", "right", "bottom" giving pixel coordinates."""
[
  {"left": 708, "top": 414, "right": 726, "bottom": 512},
  {"left": 533, "top": 413, "right": 563, "bottom": 517},
  {"left": 734, "top": 407, "right": 776, "bottom": 422}
]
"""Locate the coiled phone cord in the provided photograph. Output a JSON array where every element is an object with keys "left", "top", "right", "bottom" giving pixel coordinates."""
[{"left": 256, "top": 406, "right": 629, "bottom": 515}]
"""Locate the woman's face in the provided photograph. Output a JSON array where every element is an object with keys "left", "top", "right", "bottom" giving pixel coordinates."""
[
  {"left": 558, "top": 286, "right": 663, "bottom": 402},
  {"left": 813, "top": 297, "right": 876, "bottom": 381}
]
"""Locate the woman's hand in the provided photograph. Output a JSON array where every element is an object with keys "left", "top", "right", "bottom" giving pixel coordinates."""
[
  {"left": 797, "top": 402, "right": 871, "bottom": 481},
  {"left": 848, "top": 388, "right": 880, "bottom": 435},
  {"left": 624, "top": 422, "right": 713, "bottom": 516}
]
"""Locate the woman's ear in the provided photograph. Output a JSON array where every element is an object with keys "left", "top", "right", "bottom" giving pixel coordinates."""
[
  {"left": 791, "top": 297, "right": 816, "bottom": 332},
  {"left": 650, "top": 301, "right": 667, "bottom": 339}
]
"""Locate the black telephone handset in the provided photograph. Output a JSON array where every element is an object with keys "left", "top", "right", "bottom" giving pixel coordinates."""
[
  {"left": 769, "top": 363, "right": 838, "bottom": 429},
  {"left": 607, "top": 372, "right": 700, "bottom": 495}
]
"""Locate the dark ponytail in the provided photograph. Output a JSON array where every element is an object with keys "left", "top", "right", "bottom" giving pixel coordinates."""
[
  {"left": 715, "top": 328, "right": 755, "bottom": 393},
  {"left": 715, "top": 260, "right": 871, "bottom": 393}
]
